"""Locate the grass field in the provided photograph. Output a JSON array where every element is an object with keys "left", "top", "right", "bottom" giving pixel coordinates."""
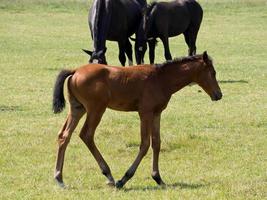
[{"left": 0, "top": 0, "right": 266, "bottom": 199}]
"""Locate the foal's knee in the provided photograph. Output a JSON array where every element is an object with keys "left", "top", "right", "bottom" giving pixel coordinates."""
[
  {"left": 79, "top": 131, "right": 87, "bottom": 141},
  {"left": 141, "top": 138, "right": 150, "bottom": 149},
  {"left": 79, "top": 132, "right": 92, "bottom": 144},
  {"left": 139, "top": 140, "right": 150, "bottom": 157}
]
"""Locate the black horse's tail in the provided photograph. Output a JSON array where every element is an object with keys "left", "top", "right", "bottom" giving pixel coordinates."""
[{"left": 52, "top": 69, "right": 75, "bottom": 114}]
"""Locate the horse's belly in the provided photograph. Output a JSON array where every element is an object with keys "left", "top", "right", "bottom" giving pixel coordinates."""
[
  {"left": 107, "top": 89, "right": 141, "bottom": 111},
  {"left": 168, "top": 21, "right": 190, "bottom": 36},
  {"left": 106, "top": 8, "right": 140, "bottom": 41},
  {"left": 106, "top": 23, "right": 136, "bottom": 41},
  {"left": 108, "top": 99, "right": 139, "bottom": 112}
]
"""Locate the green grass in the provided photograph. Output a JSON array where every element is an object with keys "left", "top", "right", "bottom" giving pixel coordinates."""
[{"left": 0, "top": 0, "right": 266, "bottom": 199}]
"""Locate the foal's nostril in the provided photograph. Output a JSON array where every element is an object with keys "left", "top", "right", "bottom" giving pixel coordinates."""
[
  {"left": 218, "top": 91, "right": 223, "bottom": 100},
  {"left": 212, "top": 91, "right": 222, "bottom": 101},
  {"left": 215, "top": 91, "right": 222, "bottom": 101}
]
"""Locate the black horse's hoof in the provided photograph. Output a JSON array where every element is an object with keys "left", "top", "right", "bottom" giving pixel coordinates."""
[
  {"left": 115, "top": 180, "right": 124, "bottom": 189},
  {"left": 159, "top": 181, "right": 166, "bottom": 188}
]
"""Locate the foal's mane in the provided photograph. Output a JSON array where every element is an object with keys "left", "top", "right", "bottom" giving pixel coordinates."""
[{"left": 155, "top": 54, "right": 204, "bottom": 69}]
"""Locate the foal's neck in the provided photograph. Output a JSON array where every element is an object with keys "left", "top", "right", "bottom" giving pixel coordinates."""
[{"left": 159, "top": 61, "right": 199, "bottom": 96}]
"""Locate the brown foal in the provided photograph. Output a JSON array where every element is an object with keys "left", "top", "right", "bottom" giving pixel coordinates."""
[{"left": 52, "top": 51, "right": 222, "bottom": 188}]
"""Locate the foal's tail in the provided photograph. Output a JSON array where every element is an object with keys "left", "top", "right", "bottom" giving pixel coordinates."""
[{"left": 52, "top": 69, "right": 75, "bottom": 114}]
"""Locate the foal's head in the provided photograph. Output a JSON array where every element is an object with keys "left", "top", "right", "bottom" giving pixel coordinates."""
[
  {"left": 193, "top": 51, "right": 222, "bottom": 101},
  {"left": 82, "top": 48, "right": 107, "bottom": 64}
]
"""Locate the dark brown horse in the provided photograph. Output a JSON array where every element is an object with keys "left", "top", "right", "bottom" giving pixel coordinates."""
[
  {"left": 53, "top": 51, "right": 222, "bottom": 188},
  {"left": 135, "top": 0, "right": 203, "bottom": 64}
]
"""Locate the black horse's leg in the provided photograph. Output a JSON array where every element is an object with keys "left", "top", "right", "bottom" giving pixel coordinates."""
[
  {"left": 148, "top": 39, "right": 157, "bottom": 64},
  {"left": 184, "top": 28, "right": 197, "bottom": 56},
  {"left": 118, "top": 41, "right": 126, "bottom": 66},
  {"left": 160, "top": 36, "right": 172, "bottom": 61},
  {"left": 125, "top": 39, "right": 133, "bottom": 65}
]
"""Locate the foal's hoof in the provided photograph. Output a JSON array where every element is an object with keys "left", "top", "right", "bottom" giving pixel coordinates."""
[
  {"left": 115, "top": 180, "right": 124, "bottom": 189},
  {"left": 55, "top": 178, "right": 66, "bottom": 188},
  {"left": 106, "top": 180, "right": 115, "bottom": 187}
]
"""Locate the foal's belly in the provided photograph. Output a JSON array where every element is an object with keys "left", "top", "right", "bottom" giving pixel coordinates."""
[
  {"left": 107, "top": 87, "right": 141, "bottom": 112},
  {"left": 107, "top": 98, "right": 139, "bottom": 112}
]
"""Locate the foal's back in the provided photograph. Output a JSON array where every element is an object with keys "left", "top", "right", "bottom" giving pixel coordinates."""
[{"left": 69, "top": 64, "right": 157, "bottom": 111}]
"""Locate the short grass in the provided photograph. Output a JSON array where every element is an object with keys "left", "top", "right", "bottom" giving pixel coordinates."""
[{"left": 0, "top": 0, "right": 266, "bottom": 199}]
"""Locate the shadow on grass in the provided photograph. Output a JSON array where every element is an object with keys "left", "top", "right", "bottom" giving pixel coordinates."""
[
  {"left": 122, "top": 181, "right": 208, "bottom": 192},
  {"left": 219, "top": 80, "right": 248, "bottom": 84},
  {"left": 46, "top": 67, "right": 63, "bottom": 71},
  {"left": 189, "top": 79, "right": 248, "bottom": 87},
  {"left": 0, "top": 105, "right": 22, "bottom": 112},
  {"left": 169, "top": 181, "right": 208, "bottom": 189}
]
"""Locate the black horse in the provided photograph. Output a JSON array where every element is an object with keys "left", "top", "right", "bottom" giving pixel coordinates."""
[
  {"left": 83, "top": 0, "right": 147, "bottom": 65},
  {"left": 135, "top": 0, "right": 203, "bottom": 64}
]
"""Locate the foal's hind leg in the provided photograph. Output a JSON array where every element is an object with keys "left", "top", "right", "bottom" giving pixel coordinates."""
[
  {"left": 54, "top": 106, "right": 85, "bottom": 187},
  {"left": 79, "top": 105, "right": 115, "bottom": 186}
]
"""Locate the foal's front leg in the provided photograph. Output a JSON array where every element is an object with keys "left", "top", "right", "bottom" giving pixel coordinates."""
[
  {"left": 151, "top": 114, "right": 165, "bottom": 186},
  {"left": 116, "top": 113, "right": 152, "bottom": 188}
]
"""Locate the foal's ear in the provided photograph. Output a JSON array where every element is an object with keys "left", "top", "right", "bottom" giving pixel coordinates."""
[
  {"left": 203, "top": 51, "right": 209, "bottom": 63},
  {"left": 82, "top": 49, "right": 93, "bottom": 56}
]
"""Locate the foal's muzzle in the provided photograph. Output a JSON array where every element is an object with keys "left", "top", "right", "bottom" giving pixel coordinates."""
[{"left": 211, "top": 91, "right": 223, "bottom": 101}]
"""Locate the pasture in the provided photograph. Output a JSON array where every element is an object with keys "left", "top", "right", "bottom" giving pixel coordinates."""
[{"left": 0, "top": 0, "right": 266, "bottom": 199}]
